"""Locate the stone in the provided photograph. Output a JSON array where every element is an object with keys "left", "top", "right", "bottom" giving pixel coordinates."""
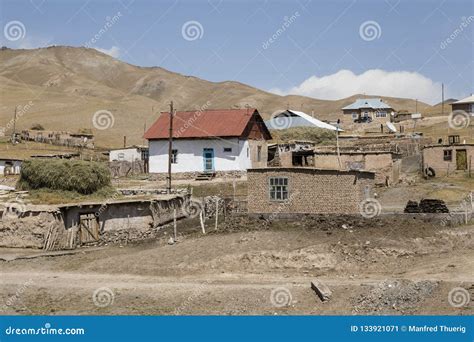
[{"left": 311, "top": 279, "right": 332, "bottom": 302}]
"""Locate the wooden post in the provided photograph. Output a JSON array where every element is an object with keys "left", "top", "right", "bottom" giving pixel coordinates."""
[
  {"left": 214, "top": 197, "right": 219, "bottom": 230},
  {"left": 199, "top": 210, "right": 206, "bottom": 234},
  {"left": 167, "top": 101, "right": 174, "bottom": 194},
  {"left": 173, "top": 208, "right": 177, "bottom": 241}
]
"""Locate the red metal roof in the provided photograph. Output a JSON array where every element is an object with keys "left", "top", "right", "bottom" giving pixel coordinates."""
[{"left": 144, "top": 108, "right": 268, "bottom": 139}]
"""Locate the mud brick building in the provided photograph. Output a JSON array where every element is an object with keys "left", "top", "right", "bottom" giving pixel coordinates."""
[
  {"left": 247, "top": 167, "right": 375, "bottom": 215},
  {"left": 422, "top": 143, "right": 474, "bottom": 177},
  {"left": 312, "top": 151, "right": 401, "bottom": 186}
]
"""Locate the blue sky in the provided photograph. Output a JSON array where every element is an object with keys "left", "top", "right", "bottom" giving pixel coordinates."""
[{"left": 1, "top": 0, "right": 473, "bottom": 104}]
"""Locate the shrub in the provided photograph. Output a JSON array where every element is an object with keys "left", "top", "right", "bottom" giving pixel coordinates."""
[
  {"left": 30, "top": 123, "right": 45, "bottom": 130},
  {"left": 18, "top": 159, "right": 111, "bottom": 194}
]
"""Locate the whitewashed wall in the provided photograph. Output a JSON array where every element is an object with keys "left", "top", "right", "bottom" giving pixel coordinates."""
[
  {"left": 148, "top": 138, "right": 251, "bottom": 173},
  {"left": 0, "top": 160, "right": 22, "bottom": 175},
  {"left": 109, "top": 148, "right": 142, "bottom": 162}
]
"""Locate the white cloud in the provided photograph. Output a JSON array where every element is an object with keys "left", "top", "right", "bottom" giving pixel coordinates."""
[
  {"left": 270, "top": 69, "right": 443, "bottom": 105},
  {"left": 94, "top": 46, "right": 121, "bottom": 58}
]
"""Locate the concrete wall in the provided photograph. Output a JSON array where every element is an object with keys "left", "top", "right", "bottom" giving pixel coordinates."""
[
  {"left": 247, "top": 168, "right": 375, "bottom": 215},
  {"left": 109, "top": 148, "right": 142, "bottom": 162},
  {"left": 149, "top": 138, "right": 259, "bottom": 173},
  {"left": 422, "top": 144, "right": 474, "bottom": 176}
]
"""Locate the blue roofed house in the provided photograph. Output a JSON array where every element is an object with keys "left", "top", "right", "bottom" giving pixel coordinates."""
[
  {"left": 265, "top": 109, "right": 342, "bottom": 131},
  {"left": 342, "top": 98, "right": 395, "bottom": 126}
]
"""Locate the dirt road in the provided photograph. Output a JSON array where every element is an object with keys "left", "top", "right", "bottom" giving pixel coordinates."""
[{"left": 1, "top": 216, "right": 473, "bottom": 315}]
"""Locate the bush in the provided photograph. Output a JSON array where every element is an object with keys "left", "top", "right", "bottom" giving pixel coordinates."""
[
  {"left": 30, "top": 123, "right": 45, "bottom": 130},
  {"left": 18, "top": 159, "right": 111, "bottom": 194}
]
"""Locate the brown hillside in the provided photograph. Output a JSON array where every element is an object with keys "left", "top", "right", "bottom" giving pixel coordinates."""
[{"left": 0, "top": 46, "right": 434, "bottom": 147}]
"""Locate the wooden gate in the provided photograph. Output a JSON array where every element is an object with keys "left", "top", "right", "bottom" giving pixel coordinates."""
[
  {"left": 79, "top": 213, "right": 99, "bottom": 244},
  {"left": 456, "top": 149, "right": 467, "bottom": 170}
]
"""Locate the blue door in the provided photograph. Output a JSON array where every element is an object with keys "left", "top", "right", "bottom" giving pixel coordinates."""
[{"left": 203, "top": 148, "right": 214, "bottom": 172}]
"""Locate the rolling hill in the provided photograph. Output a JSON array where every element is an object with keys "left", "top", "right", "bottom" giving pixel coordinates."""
[{"left": 0, "top": 46, "right": 435, "bottom": 147}]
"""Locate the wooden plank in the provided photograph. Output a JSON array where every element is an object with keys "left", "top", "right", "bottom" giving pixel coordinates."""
[{"left": 311, "top": 280, "right": 332, "bottom": 302}]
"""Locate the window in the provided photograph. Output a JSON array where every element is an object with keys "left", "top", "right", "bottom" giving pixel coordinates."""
[
  {"left": 376, "top": 111, "right": 387, "bottom": 118},
  {"left": 448, "top": 135, "right": 460, "bottom": 145},
  {"left": 352, "top": 112, "right": 358, "bottom": 119},
  {"left": 118, "top": 152, "right": 125, "bottom": 160},
  {"left": 171, "top": 149, "right": 178, "bottom": 163},
  {"left": 257, "top": 146, "right": 262, "bottom": 162},
  {"left": 269, "top": 177, "right": 288, "bottom": 201},
  {"left": 223, "top": 147, "right": 232, "bottom": 153},
  {"left": 443, "top": 150, "right": 452, "bottom": 161},
  {"left": 362, "top": 111, "right": 369, "bottom": 118},
  {"left": 247, "top": 147, "right": 249, "bottom": 158}
]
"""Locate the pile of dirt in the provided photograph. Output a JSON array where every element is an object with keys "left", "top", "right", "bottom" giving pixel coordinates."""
[{"left": 352, "top": 279, "right": 439, "bottom": 314}]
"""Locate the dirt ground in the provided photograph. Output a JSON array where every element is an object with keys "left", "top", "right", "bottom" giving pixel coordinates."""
[{"left": 0, "top": 215, "right": 473, "bottom": 315}]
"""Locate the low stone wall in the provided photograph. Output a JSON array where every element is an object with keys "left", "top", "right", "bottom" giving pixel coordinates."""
[
  {"left": 109, "top": 160, "right": 146, "bottom": 177},
  {"left": 148, "top": 170, "right": 246, "bottom": 181}
]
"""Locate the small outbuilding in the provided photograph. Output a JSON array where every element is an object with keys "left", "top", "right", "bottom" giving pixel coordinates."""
[
  {"left": 247, "top": 167, "right": 375, "bottom": 215},
  {"left": 422, "top": 143, "right": 474, "bottom": 177},
  {"left": 0, "top": 157, "right": 22, "bottom": 175}
]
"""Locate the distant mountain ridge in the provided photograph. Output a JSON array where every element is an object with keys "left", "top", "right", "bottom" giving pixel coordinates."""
[{"left": 0, "top": 46, "right": 435, "bottom": 147}]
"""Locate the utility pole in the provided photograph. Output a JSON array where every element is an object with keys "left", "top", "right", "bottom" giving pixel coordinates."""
[
  {"left": 336, "top": 119, "right": 341, "bottom": 170},
  {"left": 441, "top": 83, "right": 445, "bottom": 116},
  {"left": 12, "top": 106, "right": 17, "bottom": 144},
  {"left": 415, "top": 99, "right": 418, "bottom": 113},
  {"left": 167, "top": 101, "right": 174, "bottom": 194}
]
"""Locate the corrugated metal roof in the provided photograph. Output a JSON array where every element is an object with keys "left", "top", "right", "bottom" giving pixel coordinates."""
[
  {"left": 144, "top": 108, "right": 270, "bottom": 139},
  {"left": 265, "top": 110, "right": 342, "bottom": 131},
  {"left": 453, "top": 95, "right": 474, "bottom": 104},
  {"left": 342, "top": 98, "right": 393, "bottom": 110}
]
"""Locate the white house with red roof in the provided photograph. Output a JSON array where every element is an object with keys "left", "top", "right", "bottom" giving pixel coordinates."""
[{"left": 143, "top": 108, "right": 272, "bottom": 176}]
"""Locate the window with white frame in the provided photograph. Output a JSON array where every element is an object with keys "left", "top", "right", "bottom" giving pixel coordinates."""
[
  {"left": 352, "top": 112, "right": 358, "bottom": 119},
  {"left": 269, "top": 177, "right": 288, "bottom": 201},
  {"left": 376, "top": 111, "right": 387, "bottom": 118}
]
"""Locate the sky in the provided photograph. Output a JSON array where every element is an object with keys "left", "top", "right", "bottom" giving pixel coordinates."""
[{"left": 1, "top": 0, "right": 473, "bottom": 105}]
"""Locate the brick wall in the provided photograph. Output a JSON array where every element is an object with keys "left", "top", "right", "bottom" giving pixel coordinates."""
[{"left": 247, "top": 168, "right": 375, "bottom": 215}]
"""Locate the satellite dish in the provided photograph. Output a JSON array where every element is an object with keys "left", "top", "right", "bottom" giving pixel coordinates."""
[{"left": 386, "top": 122, "right": 397, "bottom": 133}]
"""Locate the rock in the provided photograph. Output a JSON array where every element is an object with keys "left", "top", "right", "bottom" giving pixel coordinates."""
[{"left": 311, "top": 279, "right": 332, "bottom": 302}]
